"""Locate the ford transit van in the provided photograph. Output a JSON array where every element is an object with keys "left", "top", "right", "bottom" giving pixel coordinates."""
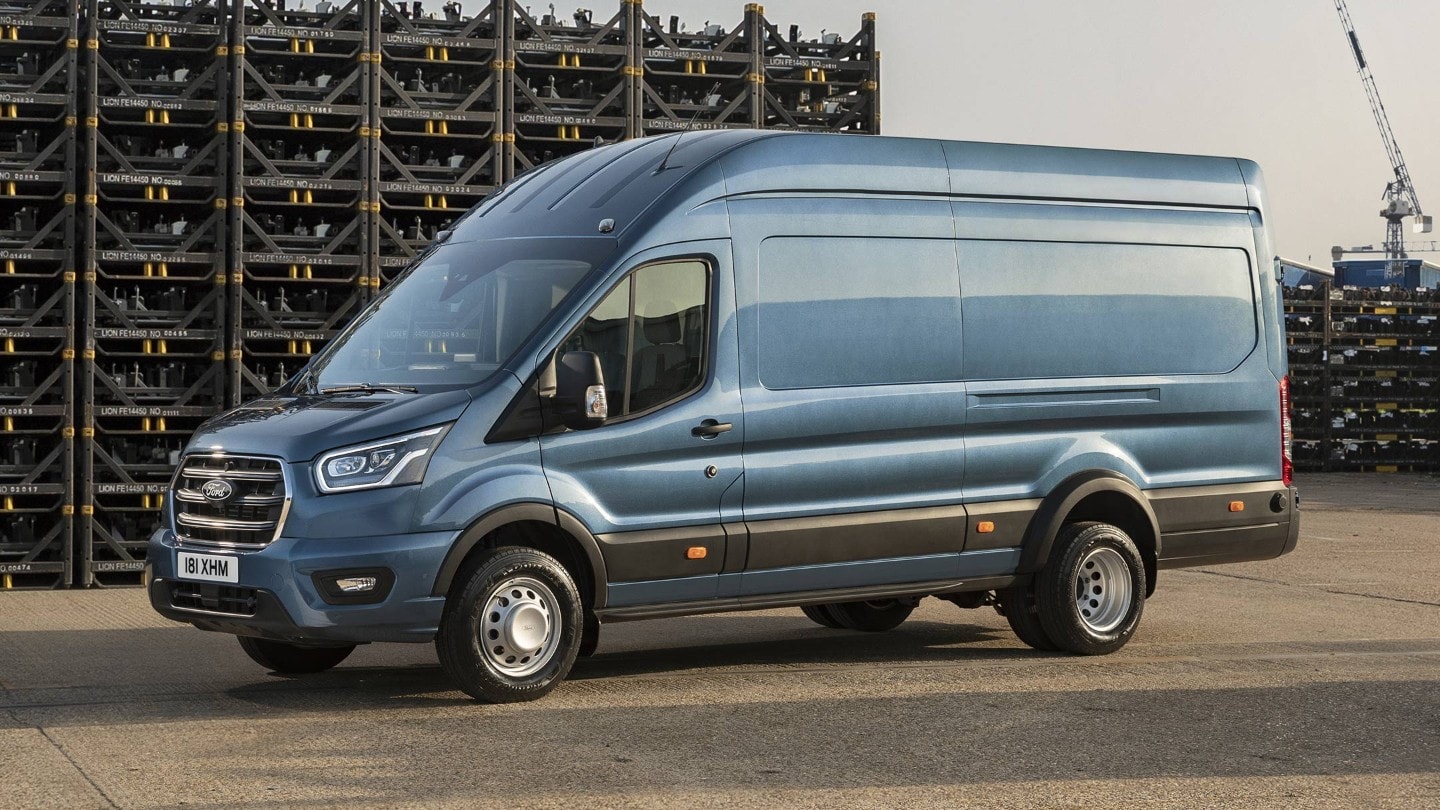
[{"left": 147, "top": 131, "right": 1299, "bottom": 702}]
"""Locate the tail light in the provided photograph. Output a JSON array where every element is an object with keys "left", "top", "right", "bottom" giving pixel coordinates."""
[{"left": 1279, "top": 375, "right": 1293, "bottom": 486}]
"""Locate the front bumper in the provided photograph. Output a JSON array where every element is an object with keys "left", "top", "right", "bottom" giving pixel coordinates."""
[{"left": 147, "top": 527, "right": 457, "bottom": 644}]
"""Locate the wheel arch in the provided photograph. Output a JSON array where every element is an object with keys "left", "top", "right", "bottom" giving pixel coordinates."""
[
  {"left": 1019, "top": 470, "right": 1161, "bottom": 595},
  {"left": 431, "top": 503, "right": 610, "bottom": 609}
]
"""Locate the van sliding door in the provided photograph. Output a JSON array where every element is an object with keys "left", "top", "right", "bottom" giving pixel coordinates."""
[{"left": 730, "top": 197, "right": 985, "bottom": 596}]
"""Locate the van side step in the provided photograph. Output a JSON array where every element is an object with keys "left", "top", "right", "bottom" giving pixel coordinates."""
[{"left": 594, "top": 575, "right": 1021, "bottom": 623}]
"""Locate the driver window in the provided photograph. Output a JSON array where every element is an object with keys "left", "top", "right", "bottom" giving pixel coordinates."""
[{"left": 561, "top": 259, "right": 709, "bottom": 417}]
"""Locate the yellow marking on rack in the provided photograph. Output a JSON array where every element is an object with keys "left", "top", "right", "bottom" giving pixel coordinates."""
[
  {"left": 3, "top": 416, "right": 11, "bottom": 431},
  {"left": 62, "top": 426, "right": 75, "bottom": 438},
  {"left": 4, "top": 260, "right": 12, "bottom": 274},
  {"left": 1376, "top": 465, "right": 1399, "bottom": 473}
]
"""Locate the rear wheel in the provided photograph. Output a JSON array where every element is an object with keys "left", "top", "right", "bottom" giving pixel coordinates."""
[
  {"left": 1035, "top": 521, "right": 1146, "bottom": 655},
  {"left": 800, "top": 604, "right": 845, "bottom": 629},
  {"left": 824, "top": 599, "right": 914, "bottom": 632},
  {"left": 237, "top": 637, "right": 355, "bottom": 674},
  {"left": 997, "top": 580, "right": 1059, "bottom": 651},
  {"left": 436, "top": 546, "right": 583, "bottom": 703}
]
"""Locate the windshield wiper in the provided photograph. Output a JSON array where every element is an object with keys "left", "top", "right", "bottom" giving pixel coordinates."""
[{"left": 319, "top": 383, "right": 419, "bottom": 395}]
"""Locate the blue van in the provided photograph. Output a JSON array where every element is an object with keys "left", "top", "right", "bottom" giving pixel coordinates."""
[{"left": 147, "top": 131, "right": 1300, "bottom": 702}]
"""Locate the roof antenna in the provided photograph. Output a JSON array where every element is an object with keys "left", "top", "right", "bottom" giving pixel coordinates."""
[{"left": 656, "top": 80, "right": 722, "bottom": 173}]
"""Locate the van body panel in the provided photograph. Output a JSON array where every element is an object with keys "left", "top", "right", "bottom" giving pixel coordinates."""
[
  {"left": 943, "top": 141, "right": 1251, "bottom": 208},
  {"left": 413, "top": 375, "right": 557, "bottom": 532},
  {"left": 727, "top": 197, "right": 966, "bottom": 563},
  {"left": 720, "top": 134, "right": 950, "bottom": 196},
  {"left": 187, "top": 387, "right": 473, "bottom": 462},
  {"left": 605, "top": 547, "right": 1020, "bottom": 609}
]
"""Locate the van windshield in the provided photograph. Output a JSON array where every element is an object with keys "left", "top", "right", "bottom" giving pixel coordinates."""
[{"left": 305, "top": 238, "right": 612, "bottom": 390}]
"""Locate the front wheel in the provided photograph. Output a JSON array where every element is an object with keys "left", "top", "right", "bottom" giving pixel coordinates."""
[
  {"left": 436, "top": 546, "right": 584, "bottom": 703},
  {"left": 1034, "top": 521, "right": 1146, "bottom": 655},
  {"left": 237, "top": 637, "right": 355, "bottom": 674}
]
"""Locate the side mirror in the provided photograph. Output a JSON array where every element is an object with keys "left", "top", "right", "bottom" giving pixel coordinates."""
[{"left": 552, "top": 351, "right": 608, "bottom": 430}]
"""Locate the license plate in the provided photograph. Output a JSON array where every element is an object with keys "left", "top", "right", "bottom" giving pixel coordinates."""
[{"left": 177, "top": 551, "right": 239, "bottom": 584}]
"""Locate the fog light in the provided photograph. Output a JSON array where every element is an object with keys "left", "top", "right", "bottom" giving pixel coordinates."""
[
  {"left": 314, "top": 568, "right": 394, "bottom": 604},
  {"left": 334, "top": 576, "right": 378, "bottom": 593}
]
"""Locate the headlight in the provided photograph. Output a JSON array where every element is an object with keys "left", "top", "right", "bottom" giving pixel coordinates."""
[{"left": 314, "top": 424, "right": 451, "bottom": 494}]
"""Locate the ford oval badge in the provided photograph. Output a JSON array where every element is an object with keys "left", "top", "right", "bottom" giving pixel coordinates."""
[{"left": 201, "top": 479, "right": 235, "bottom": 502}]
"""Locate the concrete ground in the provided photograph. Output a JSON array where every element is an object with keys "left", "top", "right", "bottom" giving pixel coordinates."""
[{"left": 1, "top": 473, "right": 1437, "bottom": 809}]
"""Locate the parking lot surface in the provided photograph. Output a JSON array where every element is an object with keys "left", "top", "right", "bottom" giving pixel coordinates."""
[{"left": 2, "top": 473, "right": 1438, "bottom": 809}]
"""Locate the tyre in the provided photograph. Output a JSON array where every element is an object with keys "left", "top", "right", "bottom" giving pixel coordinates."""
[
  {"left": 1035, "top": 521, "right": 1146, "bottom": 655},
  {"left": 578, "top": 612, "right": 601, "bottom": 657},
  {"left": 436, "top": 546, "right": 584, "bottom": 703},
  {"left": 237, "top": 637, "right": 355, "bottom": 674},
  {"left": 996, "top": 580, "right": 1059, "bottom": 652},
  {"left": 800, "top": 604, "right": 845, "bottom": 629},
  {"left": 824, "top": 599, "right": 914, "bottom": 632}
]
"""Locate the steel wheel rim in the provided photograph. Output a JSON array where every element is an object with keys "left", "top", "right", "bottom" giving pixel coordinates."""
[
  {"left": 480, "top": 576, "right": 561, "bottom": 678},
  {"left": 1074, "top": 546, "right": 1133, "bottom": 633}
]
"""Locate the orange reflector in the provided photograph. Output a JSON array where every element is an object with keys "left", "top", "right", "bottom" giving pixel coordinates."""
[
  {"left": 1228, "top": 501, "right": 1245, "bottom": 512},
  {"left": 976, "top": 521, "right": 995, "bottom": 533},
  {"left": 686, "top": 546, "right": 707, "bottom": 560}
]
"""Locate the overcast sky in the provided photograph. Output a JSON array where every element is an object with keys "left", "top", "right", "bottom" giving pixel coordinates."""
[{"left": 641, "top": 0, "right": 1440, "bottom": 265}]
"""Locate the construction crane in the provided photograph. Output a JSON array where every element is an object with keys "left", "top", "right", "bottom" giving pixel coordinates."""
[
  {"left": 1333, "top": 0, "right": 1432, "bottom": 275},
  {"left": 1333, "top": 240, "right": 1440, "bottom": 261}
]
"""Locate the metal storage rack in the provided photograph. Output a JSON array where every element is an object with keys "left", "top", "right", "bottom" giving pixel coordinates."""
[
  {"left": 756, "top": 7, "right": 878, "bottom": 134},
  {"left": 370, "top": 0, "right": 502, "bottom": 284},
  {"left": 631, "top": 3, "right": 758, "bottom": 137},
  {"left": 6, "top": 0, "right": 876, "bottom": 587},
  {"left": 228, "top": 0, "right": 371, "bottom": 402},
  {"left": 1284, "top": 284, "right": 1440, "bottom": 473},
  {"left": 0, "top": 0, "right": 78, "bottom": 588},
  {"left": 502, "top": 1, "right": 631, "bottom": 176},
  {"left": 78, "top": 0, "right": 230, "bottom": 585}
]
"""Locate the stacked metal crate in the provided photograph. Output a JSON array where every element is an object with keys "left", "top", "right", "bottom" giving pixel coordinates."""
[
  {"left": 631, "top": 3, "right": 757, "bottom": 136},
  {"left": 78, "top": 0, "right": 230, "bottom": 585},
  {"left": 501, "top": 1, "right": 630, "bottom": 176},
  {"left": 369, "top": 0, "right": 503, "bottom": 284},
  {"left": 0, "top": 0, "right": 78, "bottom": 588},
  {"left": 1283, "top": 284, "right": 1440, "bottom": 472},
  {"left": 755, "top": 6, "right": 878, "bottom": 134},
  {"left": 227, "top": 0, "right": 372, "bottom": 402}
]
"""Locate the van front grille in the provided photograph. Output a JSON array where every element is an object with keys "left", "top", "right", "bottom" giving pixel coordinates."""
[{"left": 172, "top": 454, "right": 289, "bottom": 548}]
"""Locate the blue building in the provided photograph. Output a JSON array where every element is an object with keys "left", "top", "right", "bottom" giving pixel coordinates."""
[{"left": 1331, "top": 258, "right": 1440, "bottom": 288}]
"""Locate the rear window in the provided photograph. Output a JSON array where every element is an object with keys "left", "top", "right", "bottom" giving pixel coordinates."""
[{"left": 958, "top": 241, "right": 1256, "bottom": 380}]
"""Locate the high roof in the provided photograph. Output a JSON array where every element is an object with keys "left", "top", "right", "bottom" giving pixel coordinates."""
[{"left": 446, "top": 130, "right": 1261, "bottom": 245}]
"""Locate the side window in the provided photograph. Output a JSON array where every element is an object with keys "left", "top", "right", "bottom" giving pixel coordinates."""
[{"left": 561, "top": 260, "right": 709, "bottom": 417}]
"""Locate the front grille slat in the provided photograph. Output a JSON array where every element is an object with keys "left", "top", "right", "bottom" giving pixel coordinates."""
[
  {"left": 170, "top": 582, "right": 259, "bottom": 616},
  {"left": 172, "top": 453, "right": 289, "bottom": 549},
  {"left": 176, "top": 513, "right": 277, "bottom": 531}
]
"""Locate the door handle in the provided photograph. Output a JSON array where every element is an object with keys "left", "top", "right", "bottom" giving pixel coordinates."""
[{"left": 691, "top": 419, "right": 733, "bottom": 438}]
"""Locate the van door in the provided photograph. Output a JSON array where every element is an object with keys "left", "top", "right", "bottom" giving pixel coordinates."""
[
  {"left": 728, "top": 198, "right": 977, "bottom": 597},
  {"left": 539, "top": 242, "right": 743, "bottom": 607}
]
